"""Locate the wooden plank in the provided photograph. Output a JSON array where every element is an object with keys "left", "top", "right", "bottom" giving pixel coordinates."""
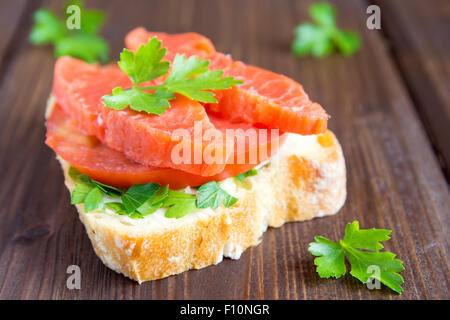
[
  {"left": 0, "top": 0, "right": 31, "bottom": 68},
  {"left": 374, "top": 0, "right": 450, "bottom": 179},
  {"left": 0, "top": 0, "right": 448, "bottom": 300}
]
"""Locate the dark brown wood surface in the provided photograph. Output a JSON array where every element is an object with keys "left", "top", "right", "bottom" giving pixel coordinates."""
[
  {"left": 0, "top": 0, "right": 448, "bottom": 300},
  {"left": 375, "top": 0, "right": 450, "bottom": 180},
  {"left": 0, "top": 0, "right": 29, "bottom": 67}
]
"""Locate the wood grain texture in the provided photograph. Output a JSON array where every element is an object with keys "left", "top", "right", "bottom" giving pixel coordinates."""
[
  {"left": 374, "top": 0, "right": 450, "bottom": 180},
  {"left": 0, "top": 0, "right": 448, "bottom": 300},
  {"left": 0, "top": 0, "right": 29, "bottom": 68}
]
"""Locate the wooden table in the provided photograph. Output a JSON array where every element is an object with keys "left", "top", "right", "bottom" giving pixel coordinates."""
[{"left": 0, "top": 0, "right": 448, "bottom": 300}]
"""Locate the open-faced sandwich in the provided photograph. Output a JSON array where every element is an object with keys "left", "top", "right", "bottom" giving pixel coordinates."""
[{"left": 45, "top": 28, "right": 346, "bottom": 282}]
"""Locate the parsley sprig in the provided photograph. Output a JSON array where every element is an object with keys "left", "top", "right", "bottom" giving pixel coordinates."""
[
  {"left": 309, "top": 221, "right": 405, "bottom": 294},
  {"left": 69, "top": 167, "right": 238, "bottom": 219},
  {"left": 197, "top": 182, "right": 238, "bottom": 209},
  {"left": 102, "top": 37, "right": 243, "bottom": 115},
  {"left": 30, "top": 1, "right": 109, "bottom": 63},
  {"left": 292, "top": 2, "right": 361, "bottom": 58}
]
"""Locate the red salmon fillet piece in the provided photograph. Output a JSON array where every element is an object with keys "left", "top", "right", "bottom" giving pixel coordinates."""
[
  {"left": 125, "top": 28, "right": 216, "bottom": 60},
  {"left": 46, "top": 103, "right": 284, "bottom": 188},
  {"left": 53, "top": 57, "right": 233, "bottom": 176},
  {"left": 125, "top": 27, "right": 328, "bottom": 135}
]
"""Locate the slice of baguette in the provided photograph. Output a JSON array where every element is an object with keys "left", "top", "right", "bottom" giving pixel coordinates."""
[{"left": 47, "top": 98, "right": 346, "bottom": 283}]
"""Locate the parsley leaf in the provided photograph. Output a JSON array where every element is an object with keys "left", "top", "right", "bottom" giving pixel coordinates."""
[
  {"left": 69, "top": 167, "right": 112, "bottom": 212},
  {"left": 117, "top": 38, "right": 170, "bottom": 85},
  {"left": 234, "top": 169, "right": 258, "bottom": 189},
  {"left": 293, "top": 23, "right": 334, "bottom": 57},
  {"left": 163, "top": 190, "right": 197, "bottom": 219},
  {"left": 332, "top": 31, "right": 361, "bottom": 56},
  {"left": 106, "top": 202, "right": 143, "bottom": 219},
  {"left": 30, "top": 9, "right": 67, "bottom": 45},
  {"left": 343, "top": 221, "right": 391, "bottom": 251},
  {"left": 137, "top": 185, "right": 169, "bottom": 215},
  {"left": 91, "top": 180, "right": 122, "bottom": 197},
  {"left": 102, "top": 38, "right": 243, "bottom": 115},
  {"left": 309, "top": 236, "right": 346, "bottom": 278},
  {"left": 84, "top": 187, "right": 104, "bottom": 212},
  {"left": 292, "top": 2, "right": 361, "bottom": 58},
  {"left": 310, "top": 2, "right": 336, "bottom": 27},
  {"left": 105, "top": 202, "right": 127, "bottom": 215},
  {"left": 308, "top": 221, "right": 405, "bottom": 294},
  {"left": 102, "top": 87, "right": 172, "bottom": 114},
  {"left": 54, "top": 33, "right": 108, "bottom": 63},
  {"left": 30, "top": 1, "right": 109, "bottom": 63},
  {"left": 68, "top": 166, "right": 83, "bottom": 181},
  {"left": 121, "top": 183, "right": 160, "bottom": 214},
  {"left": 162, "top": 55, "right": 242, "bottom": 103},
  {"left": 71, "top": 181, "right": 95, "bottom": 205},
  {"left": 68, "top": 167, "right": 240, "bottom": 219},
  {"left": 197, "top": 181, "right": 238, "bottom": 210},
  {"left": 64, "top": 1, "right": 105, "bottom": 35}
]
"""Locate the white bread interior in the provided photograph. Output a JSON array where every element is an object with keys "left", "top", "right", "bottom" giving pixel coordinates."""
[{"left": 47, "top": 98, "right": 346, "bottom": 282}]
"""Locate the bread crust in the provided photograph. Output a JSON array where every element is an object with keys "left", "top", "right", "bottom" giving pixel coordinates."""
[{"left": 47, "top": 97, "right": 346, "bottom": 282}]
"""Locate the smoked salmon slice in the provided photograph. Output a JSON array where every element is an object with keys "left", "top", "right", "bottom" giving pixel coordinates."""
[
  {"left": 125, "top": 28, "right": 216, "bottom": 60},
  {"left": 46, "top": 103, "right": 284, "bottom": 189},
  {"left": 53, "top": 57, "right": 233, "bottom": 176},
  {"left": 125, "top": 28, "right": 328, "bottom": 135}
]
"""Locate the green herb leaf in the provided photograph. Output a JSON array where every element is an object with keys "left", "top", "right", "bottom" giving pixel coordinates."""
[
  {"left": 292, "top": 2, "right": 361, "bottom": 58},
  {"left": 67, "top": 167, "right": 240, "bottom": 220},
  {"left": 308, "top": 221, "right": 405, "bottom": 294},
  {"left": 102, "top": 38, "right": 242, "bottom": 115},
  {"left": 136, "top": 201, "right": 163, "bottom": 215},
  {"left": 162, "top": 55, "right": 243, "bottom": 103},
  {"left": 92, "top": 180, "right": 122, "bottom": 197},
  {"left": 137, "top": 185, "right": 169, "bottom": 215},
  {"left": 105, "top": 202, "right": 127, "bottom": 215},
  {"left": 121, "top": 183, "right": 160, "bottom": 214},
  {"left": 63, "top": 1, "right": 105, "bottom": 34},
  {"left": 30, "top": 1, "right": 109, "bottom": 63},
  {"left": 309, "top": 2, "right": 336, "bottom": 27},
  {"left": 163, "top": 190, "right": 197, "bottom": 219},
  {"left": 69, "top": 166, "right": 122, "bottom": 196},
  {"left": 106, "top": 202, "right": 143, "bottom": 219},
  {"left": 197, "top": 181, "right": 238, "bottom": 210},
  {"left": 68, "top": 166, "right": 82, "bottom": 181},
  {"left": 117, "top": 38, "right": 170, "bottom": 85},
  {"left": 293, "top": 23, "right": 326, "bottom": 57},
  {"left": 234, "top": 169, "right": 258, "bottom": 189},
  {"left": 54, "top": 33, "right": 109, "bottom": 63},
  {"left": 332, "top": 31, "right": 361, "bottom": 56},
  {"left": 345, "top": 246, "right": 405, "bottom": 294},
  {"left": 309, "top": 236, "right": 346, "bottom": 278},
  {"left": 129, "top": 212, "right": 144, "bottom": 219},
  {"left": 84, "top": 187, "right": 104, "bottom": 212},
  {"left": 30, "top": 9, "right": 67, "bottom": 45},
  {"left": 102, "top": 87, "right": 172, "bottom": 114},
  {"left": 80, "top": 10, "right": 105, "bottom": 35},
  {"left": 71, "top": 182, "right": 94, "bottom": 204},
  {"left": 343, "top": 221, "right": 391, "bottom": 251}
]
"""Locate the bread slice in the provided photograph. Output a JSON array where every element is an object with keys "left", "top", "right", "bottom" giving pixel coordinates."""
[{"left": 47, "top": 98, "right": 346, "bottom": 283}]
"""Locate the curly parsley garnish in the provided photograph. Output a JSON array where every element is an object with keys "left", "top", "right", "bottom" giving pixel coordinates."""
[
  {"left": 309, "top": 221, "right": 405, "bottom": 294},
  {"left": 102, "top": 37, "right": 243, "bottom": 115}
]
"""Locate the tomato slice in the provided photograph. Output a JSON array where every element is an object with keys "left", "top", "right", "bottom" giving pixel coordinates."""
[{"left": 46, "top": 104, "right": 285, "bottom": 189}]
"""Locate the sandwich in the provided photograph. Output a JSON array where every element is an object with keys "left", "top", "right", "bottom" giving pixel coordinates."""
[{"left": 45, "top": 28, "right": 346, "bottom": 283}]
